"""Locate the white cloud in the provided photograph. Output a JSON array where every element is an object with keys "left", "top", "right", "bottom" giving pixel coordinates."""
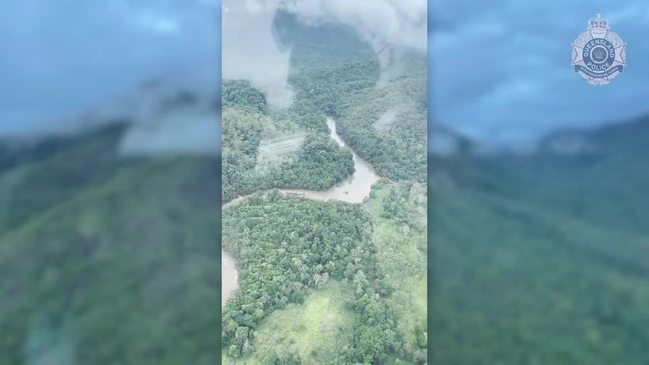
[
  {"left": 223, "top": 0, "right": 427, "bottom": 109},
  {"left": 0, "top": 0, "right": 219, "bottom": 135},
  {"left": 119, "top": 108, "right": 219, "bottom": 156},
  {"left": 244, "top": 0, "right": 263, "bottom": 13},
  {"left": 246, "top": 0, "right": 427, "bottom": 51},
  {"left": 432, "top": 0, "right": 649, "bottom": 147},
  {"left": 133, "top": 11, "right": 181, "bottom": 34},
  {"left": 222, "top": 0, "right": 294, "bottom": 108}
]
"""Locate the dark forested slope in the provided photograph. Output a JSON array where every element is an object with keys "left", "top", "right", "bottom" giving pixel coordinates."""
[
  {"left": 431, "top": 115, "right": 649, "bottom": 365},
  {"left": 222, "top": 80, "right": 354, "bottom": 202},
  {"left": 275, "top": 10, "right": 427, "bottom": 182},
  {"left": 0, "top": 122, "right": 221, "bottom": 365}
]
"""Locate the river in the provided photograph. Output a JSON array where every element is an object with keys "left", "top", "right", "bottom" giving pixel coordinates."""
[
  {"left": 279, "top": 118, "right": 380, "bottom": 203},
  {"left": 221, "top": 117, "right": 380, "bottom": 306},
  {"left": 221, "top": 250, "right": 238, "bottom": 307}
]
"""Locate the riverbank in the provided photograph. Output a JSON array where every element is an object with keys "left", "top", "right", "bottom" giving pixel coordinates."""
[{"left": 221, "top": 117, "right": 381, "bottom": 306}]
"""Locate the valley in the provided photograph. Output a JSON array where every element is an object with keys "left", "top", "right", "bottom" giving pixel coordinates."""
[
  {"left": 221, "top": 117, "right": 380, "bottom": 307},
  {"left": 0, "top": 124, "right": 222, "bottom": 365},
  {"left": 221, "top": 8, "right": 427, "bottom": 364},
  {"left": 430, "top": 115, "right": 649, "bottom": 364}
]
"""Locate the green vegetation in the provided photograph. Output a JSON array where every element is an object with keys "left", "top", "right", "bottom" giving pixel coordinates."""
[
  {"left": 366, "top": 180, "right": 427, "bottom": 364},
  {"left": 250, "top": 281, "right": 356, "bottom": 364},
  {"left": 223, "top": 79, "right": 268, "bottom": 113},
  {"left": 222, "top": 194, "right": 400, "bottom": 363},
  {"left": 222, "top": 180, "right": 428, "bottom": 364},
  {"left": 336, "top": 63, "right": 427, "bottom": 183},
  {"left": 431, "top": 115, "right": 649, "bottom": 364},
  {"left": 223, "top": 10, "right": 427, "bottom": 365},
  {"left": 257, "top": 133, "right": 306, "bottom": 165},
  {"left": 0, "top": 124, "right": 128, "bottom": 231},
  {"left": 222, "top": 81, "right": 354, "bottom": 202},
  {"left": 0, "top": 125, "right": 220, "bottom": 364},
  {"left": 272, "top": 134, "right": 354, "bottom": 189},
  {"left": 277, "top": 10, "right": 427, "bottom": 183}
]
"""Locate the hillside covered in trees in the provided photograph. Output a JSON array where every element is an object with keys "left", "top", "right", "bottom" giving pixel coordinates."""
[
  {"left": 430, "top": 115, "right": 649, "bottom": 364},
  {"left": 0, "top": 120, "right": 221, "bottom": 365},
  {"left": 222, "top": 8, "right": 427, "bottom": 365},
  {"left": 222, "top": 80, "right": 355, "bottom": 203},
  {"left": 279, "top": 10, "right": 427, "bottom": 183}
]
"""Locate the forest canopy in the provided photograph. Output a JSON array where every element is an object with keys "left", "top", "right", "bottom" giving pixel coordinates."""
[{"left": 222, "top": 81, "right": 355, "bottom": 202}]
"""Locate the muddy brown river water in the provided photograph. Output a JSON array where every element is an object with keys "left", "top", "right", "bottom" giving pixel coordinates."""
[{"left": 221, "top": 117, "right": 380, "bottom": 306}]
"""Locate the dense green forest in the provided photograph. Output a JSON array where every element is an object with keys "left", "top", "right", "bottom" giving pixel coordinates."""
[
  {"left": 223, "top": 80, "right": 268, "bottom": 113},
  {"left": 223, "top": 194, "right": 397, "bottom": 363},
  {"left": 336, "top": 60, "right": 427, "bottom": 183},
  {"left": 0, "top": 124, "right": 221, "bottom": 364},
  {"left": 431, "top": 115, "right": 649, "bottom": 364},
  {"left": 222, "top": 13, "right": 428, "bottom": 203},
  {"left": 223, "top": 181, "right": 427, "bottom": 364},
  {"left": 277, "top": 10, "right": 427, "bottom": 183},
  {"left": 222, "top": 80, "right": 354, "bottom": 202},
  {"left": 222, "top": 10, "right": 427, "bottom": 365},
  {"left": 366, "top": 181, "right": 427, "bottom": 363}
]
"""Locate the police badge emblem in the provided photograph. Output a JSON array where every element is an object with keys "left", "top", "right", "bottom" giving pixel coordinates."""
[{"left": 572, "top": 14, "right": 626, "bottom": 85}]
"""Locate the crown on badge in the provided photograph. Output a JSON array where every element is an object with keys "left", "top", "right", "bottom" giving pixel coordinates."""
[
  {"left": 588, "top": 14, "right": 610, "bottom": 30},
  {"left": 588, "top": 14, "right": 610, "bottom": 38}
]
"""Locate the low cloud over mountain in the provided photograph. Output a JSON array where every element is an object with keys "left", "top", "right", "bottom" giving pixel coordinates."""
[{"left": 430, "top": 0, "right": 649, "bottom": 147}]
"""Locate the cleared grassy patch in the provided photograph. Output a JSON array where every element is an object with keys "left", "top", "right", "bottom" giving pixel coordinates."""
[
  {"left": 225, "top": 281, "right": 355, "bottom": 364},
  {"left": 364, "top": 180, "right": 428, "bottom": 362},
  {"left": 256, "top": 132, "right": 306, "bottom": 166}
]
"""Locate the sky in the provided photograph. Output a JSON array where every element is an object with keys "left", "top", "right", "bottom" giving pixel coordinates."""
[
  {"left": 0, "top": 0, "right": 220, "bottom": 135},
  {"left": 0, "top": 0, "right": 426, "bottom": 135},
  {"left": 3, "top": 0, "right": 647, "bottom": 146},
  {"left": 431, "top": 0, "right": 649, "bottom": 147}
]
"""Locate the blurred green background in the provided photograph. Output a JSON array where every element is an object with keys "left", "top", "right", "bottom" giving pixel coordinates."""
[{"left": 0, "top": 1, "right": 222, "bottom": 364}]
